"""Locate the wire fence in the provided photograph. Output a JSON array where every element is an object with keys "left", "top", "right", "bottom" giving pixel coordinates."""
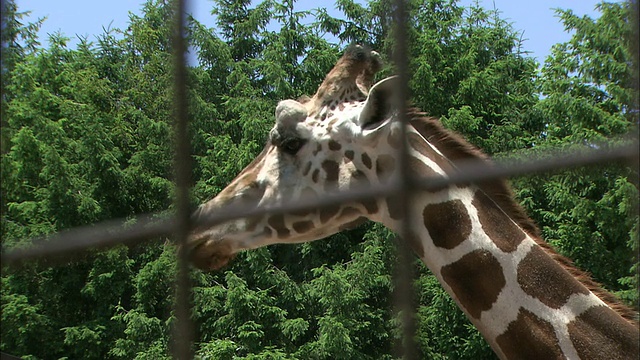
[{"left": 1, "top": 0, "right": 638, "bottom": 359}]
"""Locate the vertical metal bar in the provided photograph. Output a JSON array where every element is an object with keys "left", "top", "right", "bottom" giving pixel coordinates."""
[
  {"left": 631, "top": 0, "right": 640, "bottom": 312},
  {"left": 172, "top": 0, "right": 194, "bottom": 358},
  {"left": 392, "top": 0, "right": 419, "bottom": 358}
]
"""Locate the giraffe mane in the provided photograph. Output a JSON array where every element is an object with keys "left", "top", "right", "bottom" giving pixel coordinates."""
[{"left": 408, "top": 109, "right": 640, "bottom": 326}]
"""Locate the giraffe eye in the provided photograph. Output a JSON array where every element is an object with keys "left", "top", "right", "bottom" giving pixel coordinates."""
[{"left": 280, "top": 138, "right": 306, "bottom": 155}]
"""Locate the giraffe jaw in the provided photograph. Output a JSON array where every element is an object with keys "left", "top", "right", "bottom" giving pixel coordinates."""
[
  {"left": 190, "top": 241, "right": 235, "bottom": 270},
  {"left": 191, "top": 245, "right": 235, "bottom": 270},
  {"left": 187, "top": 229, "right": 240, "bottom": 270}
]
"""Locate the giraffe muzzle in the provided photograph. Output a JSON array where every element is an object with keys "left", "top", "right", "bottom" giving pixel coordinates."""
[{"left": 187, "top": 231, "right": 237, "bottom": 270}]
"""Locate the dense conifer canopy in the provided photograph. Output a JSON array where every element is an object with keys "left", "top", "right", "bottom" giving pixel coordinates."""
[{"left": 1, "top": 0, "right": 637, "bottom": 358}]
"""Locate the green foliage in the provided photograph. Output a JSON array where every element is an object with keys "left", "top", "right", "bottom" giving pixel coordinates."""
[
  {"left": 415, "top": 273, "right": 493, "bottom": 359},
  {"left": 1, "top": 287, "right": 50, "bottom": 355},
  {"left": 513, "top": 1, "right": 638, "bottom": 307},
  {"left": 409, "top": 1, "right": 540, "bottom": 154},
  {"left": 1, "top": 0, "right": 637, "bottom": 359}
]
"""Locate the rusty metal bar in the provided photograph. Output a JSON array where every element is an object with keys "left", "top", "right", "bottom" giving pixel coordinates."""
[
  {"left": 392, "top": 0, "right": 419, "bottom": 357},
  {"left": 2, "top": 142, "right": 637, "bottom": 266},
  {"left": 171, "top": 0, "right": 194, "bottom": 358},
  {"left": 1, "top": 1, "right": 637, "bottom": 359},
  {"left": 416, "top": 143, "right": 639, "bottom": 191},
  {"left": 1, "top": 214, "right": 174, "bottom": 266}
]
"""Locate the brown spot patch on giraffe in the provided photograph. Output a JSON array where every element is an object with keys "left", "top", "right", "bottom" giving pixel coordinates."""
[
  {"left": 407, "top": 132, "right": 453, "bottom": 173},
  {"left": 441, "top": 249, "right": 505, "bottom": 319},
  {"left": 291, "top": 208, "right": 316, "bottom": 217},
  {"left": 322, "top": 160, "right": 340, "bottom": 191},
  {"left": 349, "top": 169, "right": 370, "bottom": 190},
  {"left": 328, "top": 140, "right": 342, "bottom": 151},
  {"left": 263, "top": 226, "right": 273, "bottom": 237},
  {"left": 408, "top": 156, "right": 438, "bottom": 177},
  {"left": 408, "top": 156, "right": 446, "bottom": 192},
  {"left": 245, "top": 214, "right": 263, "bottom": 231},
  {"left": 385, "top": 196, "right": 403, "bottom": 220},
  {"left": 345, "top": 150, "right": 355, "bottom": 161},
  {"left": 517, "top": 245, "right": 590, "bottom": 309},
  {"left": 337, "top": 206, "right": 366, "bottom": 229},
  {"left": 388, "top": 128, "right": 401, "bottom": 149},
  {"left": 472, "top": 191, "right": 526, "bottom": 253},
  {"left": 361, "top": 153, "right": 372, "bottom": 169},
  {"left": 267, "top": 214, "right": 290, "bottom": 238},
  {"left": 312, "top": 169, "right": 320, "bottom": 183},
  {"left": 535, "top": 242, "right": 640, "bottom": 324},
  {"left": 409, "top": 113, "right": 540, "bottom": 238},
  {"left": 406, "top": 111, "right": 639, "bottom": 323},
  {"left": 327, "top": 118, "right": 337, "bottom": 132},
  {"left": 376, "top": 154, "right": 395, "bottom": 183},
  {"left": 319, "top": 204, "right": 341, "bottom": 223},
  {"left": 349, "top": 171, "right": 377, "bottom": 213},
  {"left": 339, "top": 216, "right": 368, "bottom": 231},
  {"left": 292, "top": 220, "right": 314, "bottom": 234},
  {"left": 338, "top": 206, "right": 360, "bottom": 219},
  {"left": 567, "top": 305, "right": 640, "bottom": 359},
  {"left": 496, "top": 308, "right": 563, "bottom": 360},
  {"left": 302, "top": 162, "right": 312, "bottom": 176},
  {"left": 423, "top": 200, "right": 471, "bottom": 250},
  {"left": 362, "top": 198, "right": 378, "bottom": 214}
]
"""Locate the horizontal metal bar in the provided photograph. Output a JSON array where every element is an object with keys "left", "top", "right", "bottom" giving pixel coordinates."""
[
  {"left": 1, "top": 214, "right": 175, "bottom": 266},
  {"left": 2, "top": 141, "right": 637, "bottom": 266},
  {"left": 417, "top": 143, "right": 639, "bottom": 191}
]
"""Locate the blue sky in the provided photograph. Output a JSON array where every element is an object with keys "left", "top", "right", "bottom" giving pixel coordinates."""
[{"left": 16, "top": 0, "right": 602, "bottom": 65}]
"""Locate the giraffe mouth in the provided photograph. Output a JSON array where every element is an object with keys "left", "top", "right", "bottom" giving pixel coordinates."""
[
  {"left": 191, "top": 247, "right": 235, "bottom": 271},
  {"left": 188, "top": 236, "right": 237, "bottom": 271}
]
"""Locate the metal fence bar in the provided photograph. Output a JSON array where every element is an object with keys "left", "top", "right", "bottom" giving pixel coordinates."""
[
  {"left": 1, "top": 1, "right": 638, "bottom": 358},
  {"left": 392, "top": 0, "right": 419, "bottom": 358},
  {"left": 416, "top": 143, "right": 639, "bottom": 191},
  {"left": 2, "top": 143, "right": 637, "bottom": 266},
  {"left": 1, "top": 214, "right": 174, "bottom": 266},
  {"left": 171, "top": 0, "right": 194, "bottom": 358}
]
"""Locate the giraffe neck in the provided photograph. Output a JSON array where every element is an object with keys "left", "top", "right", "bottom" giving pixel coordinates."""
[
  {"left": 371, "top": 117, "right": 639, "bottom": 359},
  {"left": 379, "top": 183, "right": 638, "bottom": 359}
]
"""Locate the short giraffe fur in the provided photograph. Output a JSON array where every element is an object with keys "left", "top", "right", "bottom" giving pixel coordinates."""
[{"left": 189, "top": 46, "right": 639, "bottom": 359}]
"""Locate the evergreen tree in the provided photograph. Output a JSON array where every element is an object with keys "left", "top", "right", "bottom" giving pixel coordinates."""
[
  {"left": 1, "top": 1, "right": 636, "bottom": 359},
  {"left": 514, "top": 1, "right": 638, "bottom": 307}
]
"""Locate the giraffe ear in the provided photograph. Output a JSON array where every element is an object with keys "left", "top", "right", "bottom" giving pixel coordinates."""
[{"left": 358, "top": 76, "right": 399, "bottom": 130}]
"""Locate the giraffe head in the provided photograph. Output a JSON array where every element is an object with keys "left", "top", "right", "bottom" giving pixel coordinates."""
[
  {"left": 186, "top": 46, "right": 640, "bottom": 360},
  {"left": 188, "top": 46, "right": 406, "bottom": 270}
]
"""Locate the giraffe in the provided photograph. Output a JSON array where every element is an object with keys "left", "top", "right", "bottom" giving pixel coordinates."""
[{"left": 188, "top": 46, "right": 640, "bottom": 359}]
